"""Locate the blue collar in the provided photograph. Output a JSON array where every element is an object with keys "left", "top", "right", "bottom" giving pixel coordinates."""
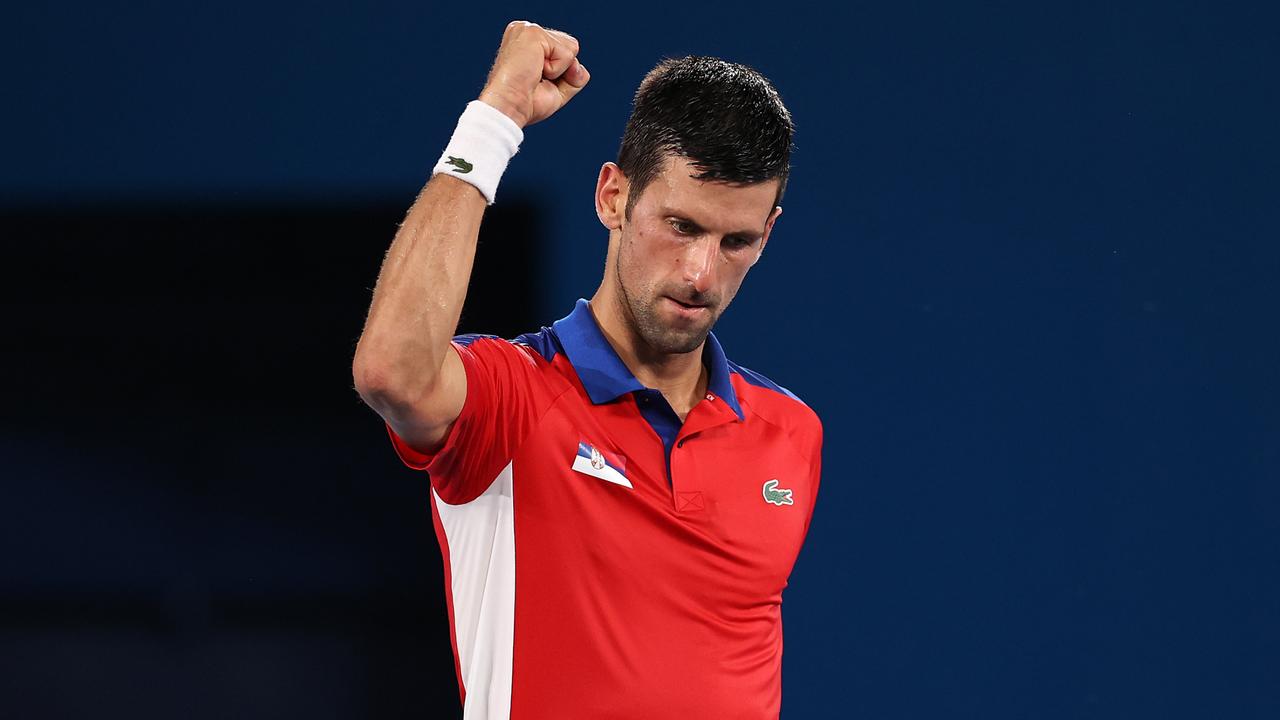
[{"left": 551, "top": 298, "right": 744, "bottom": 421}]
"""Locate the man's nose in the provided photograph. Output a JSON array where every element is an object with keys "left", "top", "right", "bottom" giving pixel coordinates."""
[{"left": 683, "top": 236, "right": 719, "bottom": 294}]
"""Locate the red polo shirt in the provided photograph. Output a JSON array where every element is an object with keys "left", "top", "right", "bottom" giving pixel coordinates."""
[{"left": 384, "top": 298, "right": 823, "bottom": 719}]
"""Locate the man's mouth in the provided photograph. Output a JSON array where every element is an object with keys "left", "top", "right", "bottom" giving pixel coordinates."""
[{"left": 665, "top": 296, "right": 712, "bottom": 317}]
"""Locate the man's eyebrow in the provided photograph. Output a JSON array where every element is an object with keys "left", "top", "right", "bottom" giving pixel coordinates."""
[{"left": 661, "top": 209, "right": 763, "bottom": 241}]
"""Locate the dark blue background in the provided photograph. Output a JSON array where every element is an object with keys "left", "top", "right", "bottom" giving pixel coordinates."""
[{"left": 3, "top": 1, "right": 1277, "bottom": 717}]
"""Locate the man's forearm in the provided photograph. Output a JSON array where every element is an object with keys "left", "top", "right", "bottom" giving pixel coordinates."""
[
  {"left": 352, "top": 20, "right": 587, "bottom": 409},
  {"left": 352, "top": 173, "right": 486, "bottom": 398}
]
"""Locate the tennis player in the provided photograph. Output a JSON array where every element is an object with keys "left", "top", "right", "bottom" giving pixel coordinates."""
[{"left": 353, "top": 19, "right": 822, "bottom": 719}]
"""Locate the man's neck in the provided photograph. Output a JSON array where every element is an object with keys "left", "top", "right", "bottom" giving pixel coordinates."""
[{"left": 586, "top": 294, "right": 708, "bottom": 418}]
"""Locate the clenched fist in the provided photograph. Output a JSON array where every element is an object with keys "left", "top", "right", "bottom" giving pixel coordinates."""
[{"left": 478, "top": 21, "right": 590, "bottom": 129}]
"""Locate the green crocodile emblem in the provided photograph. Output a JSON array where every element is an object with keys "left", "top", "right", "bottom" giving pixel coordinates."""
[
  {"left": 445, "top": 156, "right": 473, "bottom": 174},
  {"left": 762, "top": 479, "right": 794, "bottom": 506}
]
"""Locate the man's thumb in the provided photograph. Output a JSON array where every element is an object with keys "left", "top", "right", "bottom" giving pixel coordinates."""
[{"left": 555, "top": 59, "right": 590, "bottom": 101}]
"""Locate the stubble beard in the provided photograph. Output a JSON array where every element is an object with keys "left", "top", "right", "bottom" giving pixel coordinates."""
[{"left": 615, "top": 247, "right": 717, "bottom": 356}]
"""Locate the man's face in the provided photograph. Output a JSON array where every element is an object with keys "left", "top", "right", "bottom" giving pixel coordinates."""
[{"left": 612, "top": 154, "right": 782, "bottom": 355}]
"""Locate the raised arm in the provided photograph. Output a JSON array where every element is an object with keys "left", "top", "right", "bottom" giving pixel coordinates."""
[{"left": 352, "top": 20, "right": 589, "bottom": 456}]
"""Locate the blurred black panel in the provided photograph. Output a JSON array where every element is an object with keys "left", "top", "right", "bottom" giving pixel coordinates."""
[
  {"left": 0, "top": 198, "right": 542, "bottom": 719},
  {"left": 1, "top": 200, "right": 539, "bottom": 421}
]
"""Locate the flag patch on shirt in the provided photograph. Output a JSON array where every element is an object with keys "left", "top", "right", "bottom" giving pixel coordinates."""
[{"left": 572, "top": 441, "right": 632, "bottom": 489}]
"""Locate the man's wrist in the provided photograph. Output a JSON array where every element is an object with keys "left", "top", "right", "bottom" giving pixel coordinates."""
[
  {"left": 431, "top": 100, "right": 524, "bottom": 205},
  {"left": 477, "top": 89, "right": 528, "bottom": 129}
]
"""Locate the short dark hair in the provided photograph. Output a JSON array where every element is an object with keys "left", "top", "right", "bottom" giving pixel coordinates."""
[{"left": 616, "top": 56, "right": 795, "bottom": 220}]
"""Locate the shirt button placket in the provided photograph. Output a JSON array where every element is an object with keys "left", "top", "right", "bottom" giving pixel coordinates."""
[{"left": 671, "top": 436, "right": 705, "bottom": 513}]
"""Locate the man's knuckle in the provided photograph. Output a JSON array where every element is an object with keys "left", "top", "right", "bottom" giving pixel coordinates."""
[
  {"left": 505, "top": 19, "right": 537, "bottom": 36},
  {"left": 557, "top": 31, "right": 581, "bottom": 49}
]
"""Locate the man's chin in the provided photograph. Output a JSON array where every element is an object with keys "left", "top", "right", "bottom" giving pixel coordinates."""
[
  {"left": 648, "top": 323, "right": 712, "bottom": 355},
  {"left": 629, "top": 296, "right": 717, "bottom": 354}
]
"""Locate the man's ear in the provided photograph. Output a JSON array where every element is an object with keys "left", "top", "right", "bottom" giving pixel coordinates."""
[
  {"left": 595, "top": 162, "right": 629, "bottom": 230},
  {"left": 753, "top": 205, "right": 782, "bottom": 264}
]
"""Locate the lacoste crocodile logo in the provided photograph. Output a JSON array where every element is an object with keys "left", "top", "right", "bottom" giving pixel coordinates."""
[
  {"left": 762, "top": 479, "right": 794, "bottom": 506},
  {"left": 445, "top": 156, "right": 473, "bottom": 174}
]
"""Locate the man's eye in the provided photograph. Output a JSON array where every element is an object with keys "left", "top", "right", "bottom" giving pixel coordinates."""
[
  {"left": 724, "top": 236, "right": 752, "bottom": 249},
  {"left": 670, "top": 220, "right": 694, "bottom": 234}
]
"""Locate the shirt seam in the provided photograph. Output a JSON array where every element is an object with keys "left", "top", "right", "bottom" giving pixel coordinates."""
[
  {"left": 736, "top": 394, "right": 814, "bottom": 462},
  {"left": 505, "top": 381, "right": 579, "bottom": 467}
]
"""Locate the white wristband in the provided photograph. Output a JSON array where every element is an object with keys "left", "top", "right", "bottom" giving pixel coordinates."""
[{"left": 432, "top": 100, "right": 524, "bottom": 205}]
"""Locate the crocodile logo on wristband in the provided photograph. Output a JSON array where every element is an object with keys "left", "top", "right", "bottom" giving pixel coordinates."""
[{"left": 445, "top": 156, "right": 474, "bottom": 174}]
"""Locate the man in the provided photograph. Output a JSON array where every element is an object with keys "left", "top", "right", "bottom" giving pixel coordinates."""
[{"left": 353, "top": 20, "right": 822, "bottom": 720}]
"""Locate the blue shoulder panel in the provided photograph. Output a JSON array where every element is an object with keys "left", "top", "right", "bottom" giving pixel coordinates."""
[
  {"left": 513, "top": 326, "right": 562, "bottom": 362},
  {"left": 454, "top": 329, "right": 561, "bottom": 363},
  {"left": 727, "top": 359, "right": 805, "bottom": 405},
  {"left": 454, "top": 333, "right": 499, "bottom": 347}
]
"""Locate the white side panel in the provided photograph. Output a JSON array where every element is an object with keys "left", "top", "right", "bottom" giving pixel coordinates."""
[{"left": 433, "top": 461, "right": 516, "bottom": 720}]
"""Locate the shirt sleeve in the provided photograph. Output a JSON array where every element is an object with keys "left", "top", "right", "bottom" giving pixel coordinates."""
[{"left": 384, "top": 335, "right": 552, "bottom": 505}]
